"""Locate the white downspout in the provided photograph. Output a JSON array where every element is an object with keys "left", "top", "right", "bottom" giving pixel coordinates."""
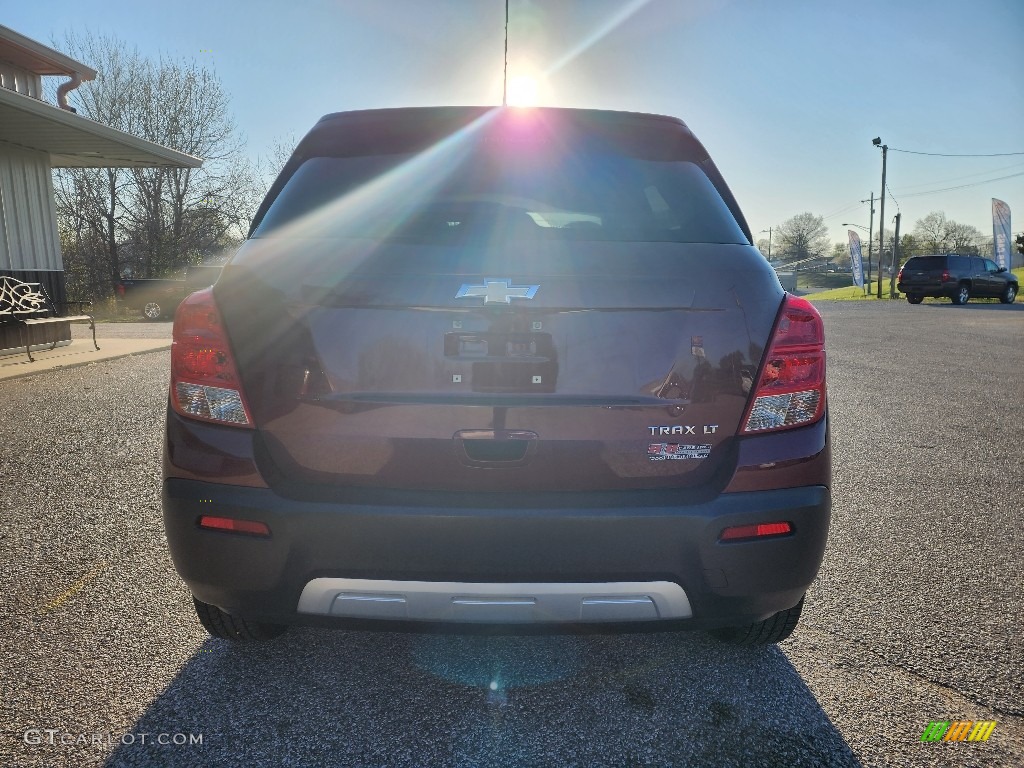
[{"left": 56, "top": 72, "right": 83, "bottom": 112}]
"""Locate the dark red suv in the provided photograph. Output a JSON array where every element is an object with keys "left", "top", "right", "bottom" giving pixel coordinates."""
[{"left": 163, "top": 107, "right": 830, "bottom": 645}]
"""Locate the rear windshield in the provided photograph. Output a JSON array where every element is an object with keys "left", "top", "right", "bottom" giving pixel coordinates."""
[
  {"left": 905, "top": 256, "right": 951, "bottom": 270},
  {"left": 252, "top": 139, "right": 747, "bottom": 245}
]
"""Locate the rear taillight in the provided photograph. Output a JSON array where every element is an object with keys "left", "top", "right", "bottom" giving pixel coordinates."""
[
  {"left": 896, "top": 267, "right": 904, "bottom": 283},
  {"left": 742, "top": 294, "right": 825, "bottom": 434},
  {"left": 170, "top": 288, "right": 253, "bottom": 427},
  {"left": 941, "top": 270, "right": 950, "bottom": 282}
]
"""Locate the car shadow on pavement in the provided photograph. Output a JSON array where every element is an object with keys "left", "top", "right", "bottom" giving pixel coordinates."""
[
  {"left": 919, "top": 301, "right": 1024, "bottom": 311},
  {"left": 103, "top": 628, "right": 861, "bottom": 767}
]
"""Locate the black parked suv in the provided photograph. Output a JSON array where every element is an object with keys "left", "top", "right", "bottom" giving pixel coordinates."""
[{"left": 897, "top": 254, "right": 1018, "bottom": 305}]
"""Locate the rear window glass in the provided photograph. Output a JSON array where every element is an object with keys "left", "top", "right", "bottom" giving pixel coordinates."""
[
  {"left": 904, "top": 256, "right": 948, "bottom": 270},
  {"left": 253, "top": 143, "right": 746, "bottom": 245}
]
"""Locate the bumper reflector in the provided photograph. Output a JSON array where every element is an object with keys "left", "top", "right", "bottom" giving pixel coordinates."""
[
  {"left": 719, "top": 521, "right": 793, "bottom": 542},
  {"left": 198, "top": 515, "right": 270, "bottom": 537}
]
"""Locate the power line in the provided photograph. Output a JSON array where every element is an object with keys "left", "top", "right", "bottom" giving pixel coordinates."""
[
  {"left": 885, "top": 180, "right": 900, "bottom": 213},
  {"left": 896, "top": 171, "right": 1024, "bottom": 199},
  {"left": 890, "top": 148, "right": 1024, "bottom": 157},
  {"left": 892, "top": 161, "right": 1024, "bottom": 192},
  {"left": 821, "top": 201, "right": 867, "bottom": 221}
]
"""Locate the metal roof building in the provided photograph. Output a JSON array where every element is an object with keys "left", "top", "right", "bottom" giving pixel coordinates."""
[{"left": 0, "top": 24, "right": 201, "bottom": 353}]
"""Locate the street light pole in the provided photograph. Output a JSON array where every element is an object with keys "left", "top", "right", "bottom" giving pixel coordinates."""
[
  {"left": 760, "top": 228, "right": 772, "bottom": 259},
  {"left": 873, "top": 138, "right": 887, "bottom": 299}
]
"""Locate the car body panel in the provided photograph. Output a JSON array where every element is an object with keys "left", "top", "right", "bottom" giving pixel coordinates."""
[{"left": 213, "top": 242, "right": 782, "bottom": 493}]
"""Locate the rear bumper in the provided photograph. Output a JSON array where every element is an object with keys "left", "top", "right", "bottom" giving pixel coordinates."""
[
  {"left": 163, "top": 478, "right": 830, "bottom": 632},
  {"left": 897, "top": 280, "right": 954, "bottom": 297}
]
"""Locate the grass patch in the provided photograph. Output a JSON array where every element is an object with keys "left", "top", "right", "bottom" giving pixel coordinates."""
[
  {"left": 804, "top": 282, "right": 890, "bottom": 301},
  {"left": 795, "top": 272, "right": 855, "bottom": 291}
]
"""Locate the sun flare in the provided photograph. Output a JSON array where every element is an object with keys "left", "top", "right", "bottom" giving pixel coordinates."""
[{"left": 506, "top": 75, "right": 540, "bottom": 107}]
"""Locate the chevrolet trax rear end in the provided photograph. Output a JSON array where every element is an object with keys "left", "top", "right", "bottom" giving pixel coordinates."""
[{"left": 163, "top": 107, "right": 831, "bottom": 645}]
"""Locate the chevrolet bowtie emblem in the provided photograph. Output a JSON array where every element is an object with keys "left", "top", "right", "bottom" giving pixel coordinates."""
[{"left": 455, "top": 279, "right": 539, "bottom": 304}]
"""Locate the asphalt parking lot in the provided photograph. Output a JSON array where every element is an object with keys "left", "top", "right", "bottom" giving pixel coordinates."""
[{"left": 2, "top": 302, "right": 1022, "bottom": 767}]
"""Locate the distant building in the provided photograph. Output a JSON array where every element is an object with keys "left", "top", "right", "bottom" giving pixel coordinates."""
[{"left": 0, "top": 24, "right": 200, "bottom": 352}]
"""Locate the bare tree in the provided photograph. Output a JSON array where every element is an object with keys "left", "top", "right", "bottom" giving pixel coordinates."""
[
  {"left": 912, "top": 211, "right": 984, "bottom": 255},
  {"left": 125, "top": 54, "right": 249, "bottom": 276},
  {"left": 775, "top": 212, "right": 830, "bottom": 263},
  {"left": 51, "top": 32, "right": 143, "bottom": 295},
  {"left": 831, "top": 242, "right": 851, "bottom": 267},
  {"left": 51, "top": 31, "right": 262, "bottom": 297},
  {"left": 945, "top": 221, "right": 984, "bottom": 253},
  {"left": 913, "top": 211, "right": 948, "bottom": 252}
]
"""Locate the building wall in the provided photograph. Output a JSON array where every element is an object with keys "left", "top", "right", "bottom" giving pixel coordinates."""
[
  {"left": 0, "top": 143, "right": 63, "bottom": 271},
  {"left": 0, "top": 144, "right": 66, "bottom": 306}
]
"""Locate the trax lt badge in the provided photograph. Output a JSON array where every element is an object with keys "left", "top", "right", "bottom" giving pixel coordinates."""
[
  {"left": 456, "top": 279, "right": 539, "bottom": 305},
  {"left": 649, "top": 425, "right": 719, "bottom": 436}
]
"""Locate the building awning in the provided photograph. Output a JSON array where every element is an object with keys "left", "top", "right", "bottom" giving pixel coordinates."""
[
  {"left": 0, "top": 85, "right": 202, "bottom": 168},
  {"left": 0, "top": 23, "right": 97, "bottom": 79}
]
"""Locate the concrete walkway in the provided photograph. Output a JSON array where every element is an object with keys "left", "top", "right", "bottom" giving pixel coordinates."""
[{"left": 0, "top": 331, "right": 170, "bottom": 382}]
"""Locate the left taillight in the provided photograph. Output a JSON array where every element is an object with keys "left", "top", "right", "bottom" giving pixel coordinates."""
[
  {"left": 741, "top": 294, "right": 826, "bottom": 434},
  {"left": 170, "top": 287, "right": 253, "bottom": 428}
]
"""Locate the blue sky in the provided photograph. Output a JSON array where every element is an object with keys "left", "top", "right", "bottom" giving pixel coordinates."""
[{"left": 8, "top": 0, "right": 1023, "bottom": 246}]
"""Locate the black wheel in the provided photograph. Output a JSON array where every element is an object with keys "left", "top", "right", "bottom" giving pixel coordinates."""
[
  {"left": 193, "top": 597, "right": 288, "bottom": 642},
  {"left": 1000, "top": 284, "right": 1017, "bottom": 304},
  {"left": 906, "top": 294, "right": 923, "bottom": 305},
  {"left": 143, "top": 301, "right": 163, "bottom": 320},
  {"left": 951, "top": 284, "right": 970, "bottom": 305},
  {"left": 709, "top": 596, "right": 804, "bottom": 645}
]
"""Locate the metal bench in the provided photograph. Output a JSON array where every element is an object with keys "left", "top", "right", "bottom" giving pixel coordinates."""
[{"left": 0, "top": 276, "right": 99, "bottom": 362}]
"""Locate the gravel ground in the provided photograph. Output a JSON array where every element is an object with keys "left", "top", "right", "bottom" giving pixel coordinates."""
[{"left": 3, "top": 304, "right": 1022, "bottom": 767}]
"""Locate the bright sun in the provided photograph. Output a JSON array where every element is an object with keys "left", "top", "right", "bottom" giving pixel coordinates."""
[{"left": 506, "top": 75, "right": 540, "bottom": 107}]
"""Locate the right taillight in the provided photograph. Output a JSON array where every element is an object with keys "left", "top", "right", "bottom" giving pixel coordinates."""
[
  {"left": 170, "top": 287, "right": 253, "bottom": 428},
  {"left": 742, "top": 294, "right": 825, "bottom": 434}
]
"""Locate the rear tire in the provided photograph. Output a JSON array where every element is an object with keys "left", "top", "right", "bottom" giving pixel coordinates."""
[
  {"left": 710, "top": 596, "right": 804, "bottom": 645},
  {"left": 906, "top": 294, "right": 923, "bottom": 304},
  {"left": 143, "top": 301, "right": 163, "bottom": 320},
  {"left": 951, "top": 284, "right": 970, "bottom": 305},
  {"left": 193, "top": 597, "right": 288, "bottom": 642},
  {"left": 1000, "top": 284, "right": 1017, "bottom": 304}
]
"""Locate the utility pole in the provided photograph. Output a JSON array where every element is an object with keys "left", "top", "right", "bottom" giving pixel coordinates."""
[
  {"left": 864, "top": 192, "right": 875, "bottom": 294},
  {"left": 889, "top": 213, "right": 901, "bottom": 298},
  {"left": 502, "top": 0, "right": 509, "bottom": 106},
  {"left": 874, "top": 139, "right": 888, "bottom": 299}
]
